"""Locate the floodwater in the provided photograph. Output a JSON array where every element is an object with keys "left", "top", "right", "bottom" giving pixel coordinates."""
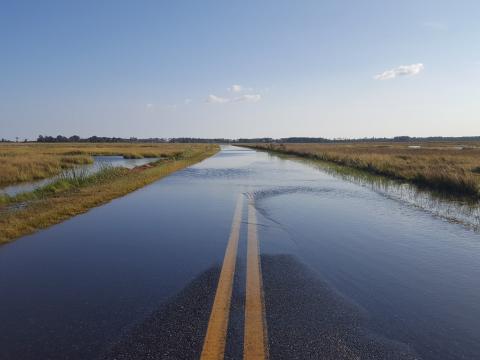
[
  {"left": 0, "top": 156, "right": 159, "bottom": 196},
  {"left": 0, "top": 146, "right": 479, "bottom": 359}
]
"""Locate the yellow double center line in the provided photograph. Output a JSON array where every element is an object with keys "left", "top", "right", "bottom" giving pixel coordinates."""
[
  {"left": 200, "top": 195, "right": 268, "bottom": 360},
  {"left": 244, "top": 199, "right": 269, "bottom": 360}
]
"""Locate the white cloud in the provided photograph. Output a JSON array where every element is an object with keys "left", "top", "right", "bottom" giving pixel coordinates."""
[
  {"left": 184, "top": 98, "right": 192, "bottom": 105},
  {"left": 146, "top": 103, "right": 154, "bottom": 109},
  {"left": 232, "top": 94, "right": 262, "bottom": 103},
  {"left": 374, "top": 63, "right": 424, "bottom": 80},
  {"left": 208, "top": 84, "right": 262, "bottom": 104},
  {"left": 206, "top": 94, "right": 229, "bottom": 104},
  {"left": 206, "top": 93, "right": 262, "bottom": 104}
]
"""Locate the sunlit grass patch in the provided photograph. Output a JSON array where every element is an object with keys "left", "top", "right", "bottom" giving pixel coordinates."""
[{"left": 0, "top": 153, "right": 94, "bottom": 187}]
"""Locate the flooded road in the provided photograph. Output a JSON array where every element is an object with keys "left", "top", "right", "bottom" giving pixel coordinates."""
[{"left": 0, "top": 146, "right": 479, "bottom": 359}]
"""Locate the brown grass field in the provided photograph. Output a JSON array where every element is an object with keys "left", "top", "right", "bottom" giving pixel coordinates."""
[
  {"left": 0, "top": 143, "right": 194, "bottom": 187},
  {"left": 0, "top": 143, "right": 219, "bottom": 244},
  {"left": 244, "top": 142, "right": 480, "bottom": 198}
]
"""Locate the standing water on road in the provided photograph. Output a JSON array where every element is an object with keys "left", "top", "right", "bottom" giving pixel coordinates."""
[{"left": 0, "top": 146, "right": 479, "bottom": 359}]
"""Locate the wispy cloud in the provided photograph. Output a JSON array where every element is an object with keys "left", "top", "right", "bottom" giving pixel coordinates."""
[
  {"left": 184, "top": 98, "right": 192, "bottom": 105},
  {"left": 232, "top": 94, "right": 261, "bottom": 103},
  {"left": 206, "top": 93, "right": 262, "bottom": 104},
  {"left": 374, "top": 63, "right": 424, "bottom": 80},
  {"left": 206, "top": 94, "right": 230, "bottom": 104},
  {"left": 146, "top": 103, "right": 154, "bottom": 109},
  {"left": 207, "top": 84, "right": 262, "bottom": 104}
]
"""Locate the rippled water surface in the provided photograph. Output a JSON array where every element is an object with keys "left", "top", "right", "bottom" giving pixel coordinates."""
[{"left": 0, "top": 146, "right": 479, "bottom": 359}]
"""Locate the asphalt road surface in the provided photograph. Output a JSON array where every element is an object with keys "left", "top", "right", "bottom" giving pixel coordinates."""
[{"left": 1, "top": 146, "right": 479, "bottom": 359}]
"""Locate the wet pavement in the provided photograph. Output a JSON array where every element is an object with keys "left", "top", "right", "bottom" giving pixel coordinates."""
[{"left": 0, "top": 146, "right": 479, "bottom": 359}]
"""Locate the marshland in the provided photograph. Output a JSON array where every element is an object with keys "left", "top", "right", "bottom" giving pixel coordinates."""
[
  {"left": 0, "top": 143, "right": 219, "bottom": 244},
  {"left": 245, "top": 142, "right": 480, "bottom": 199},
  {"left": 0, "top": 143, "right": 193, "bottom": 188}
]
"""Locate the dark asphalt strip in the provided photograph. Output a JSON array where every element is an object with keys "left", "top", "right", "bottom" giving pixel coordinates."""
[
  {"left": 224, "top": 261, "right": 246, "bottom": 360},
  {"left": 99, "top": 255, "right": 422, "bottom": 359},
  {"left": 261, "top": 254, "right": 421, "bottom": 360},
  {"left": 101, "top": 266, "right": 220, "bottom": 360}
]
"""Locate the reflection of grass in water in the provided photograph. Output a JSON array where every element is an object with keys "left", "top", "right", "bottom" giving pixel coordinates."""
[
  {"left": 123, "top": 153, "right": 144, "bottom": 159},
  {"left": 248, "top": 143, "right": 480, "bottom": 198},
  {"left": 0, "top": 145, "right": 219, "bottom": 244},
  {"left": 268, "top": 151, "right": 480, "bottom": 231}
]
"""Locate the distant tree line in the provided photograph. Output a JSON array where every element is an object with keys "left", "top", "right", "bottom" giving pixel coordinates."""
[
  {"left": 36, "top": 135, "right": 234, "bottom": 143},
  {"left": 236, "top": 136, "right": 480, "bottom": 143},
  {"left": 34, "top": 134, "right": 480, "bottom": 144},
  {"left": 37, "top": 135, "right": 162, "bottom": 143}
]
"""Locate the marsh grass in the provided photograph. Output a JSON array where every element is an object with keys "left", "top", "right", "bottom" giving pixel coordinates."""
[
  {"left": 0, "top": 164, "right": 128, "bottom": 205},
  {"left": 0, "top": 143, "right": 202, "bottom": 187},
  {"left": 0, "top": 145, "right": 219, "bottom": 244},
  {"left": 0, "top": 153, "right": 93, "bottom": 187},
  {"left": 40, "top": 164, "right": 127, "bottom": 193},
  {"left": 246, "top": 142, "right": 480, "bottom": 198}
]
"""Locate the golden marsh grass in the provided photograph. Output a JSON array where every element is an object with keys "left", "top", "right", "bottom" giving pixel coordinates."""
[
  {"left": 246, "top": 142, "right": 480, "bottom": 198},
  {"left": 0, "top": 143, "right": 195, "bottom": 187}
]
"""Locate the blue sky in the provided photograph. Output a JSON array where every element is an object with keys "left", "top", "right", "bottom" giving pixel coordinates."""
[{"left": 1, "top": 0, "right": 479, "bottom": 139}]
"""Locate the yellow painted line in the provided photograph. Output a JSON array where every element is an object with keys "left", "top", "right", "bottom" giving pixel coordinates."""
[
  {"left": 200, "top": 194, "right": 244, "bottom": 360},
  {"left": 244, "top": 200, "right": 269, "bottom": 360}
]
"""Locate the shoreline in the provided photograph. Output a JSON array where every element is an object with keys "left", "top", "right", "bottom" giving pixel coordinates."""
[
  {"left": 0, "top": 145, "right": 219, "bottom": 245},
  {"left": 241, "top": 144, "right": 480, "bottom": 200}
]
